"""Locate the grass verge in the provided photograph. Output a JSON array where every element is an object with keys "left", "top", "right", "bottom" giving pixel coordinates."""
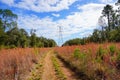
[
  {"left": 52, "top": 54, "right": 66, "bottom": 80},
  {"left": 27, "top": 52, "right": 47, "bottom": 80}
]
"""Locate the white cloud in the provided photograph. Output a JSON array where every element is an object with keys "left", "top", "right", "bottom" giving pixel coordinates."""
[
  {"left": 0, "top": 0, "right": 14, "bottom": 5},
  {"left": 78, "top": 3, "right": 105, "bottom": 11},
  {"left": 0, "top": 0, "right": 77, "bottom": 12},
  {"left": 18, "top": 3, "right": 107, "bottom": 44},
  {"left": 58, "top": 3, "right": 105, "bottom": 36},
  {"left": 18, "top": 14, "right": 58, "bottom": 38},
  {"left": 15, "top": 1, "right": 117, "bottom": 45},
  {"left": 99, "top": 0, "right": 117, "bottom": 3},
  {"left": 52, "top": 13, "right": 60, "bottom": 17},
  {"left": 0, "top": 0, "right": 117, "bottom": 45}
]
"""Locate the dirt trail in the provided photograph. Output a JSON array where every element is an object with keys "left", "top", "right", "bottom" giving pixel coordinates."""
[
  {"left": 41, "top": 51, "right": 58, "bottom": 80},
  {"left": 38, "top": 50, "right": 80, "bottom": 80},
  {"left": 57, "top": 57, "right": 81, "bottom": 80}
]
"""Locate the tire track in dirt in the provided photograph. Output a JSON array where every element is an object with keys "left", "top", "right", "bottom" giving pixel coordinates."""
[
  {"left": 41, "top": 51, "right": 58, "bottom": 80},
  {"left": 27, "top": 50, "right": 81, "bottom": 80},
  {"left": 56, "top": 56, "right": 81, "bottom": 80}
]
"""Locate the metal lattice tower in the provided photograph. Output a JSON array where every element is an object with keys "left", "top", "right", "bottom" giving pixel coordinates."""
[{"left": 58, "top": 25, "right": 63, "bottom": 46}]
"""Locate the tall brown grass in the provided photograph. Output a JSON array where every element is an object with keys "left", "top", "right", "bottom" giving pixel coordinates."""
[
  {"left": 55, "top": 43, "right": 120, "bottom": 80},
  {"left": 0, "top": 48, "right": 49, "bottom": 80}
]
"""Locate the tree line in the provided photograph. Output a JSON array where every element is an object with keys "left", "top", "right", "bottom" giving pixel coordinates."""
[
  {"left": 0, "top": 9, "right": 56, "bottom": 48},
  {"left": 63, "top": 0, "right": 120, "bottom": 46}
]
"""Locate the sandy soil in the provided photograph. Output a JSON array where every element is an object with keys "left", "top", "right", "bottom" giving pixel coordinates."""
[
  {"left": 57, "top": 57, "right": 81, "bottom": 80},
  {"left": 41, "top": 51, "right": 58, "bottom": 80}
]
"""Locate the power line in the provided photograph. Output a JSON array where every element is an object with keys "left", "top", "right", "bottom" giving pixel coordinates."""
[{"left": 58, "top": 25, "right": 63, "bottom": 46}]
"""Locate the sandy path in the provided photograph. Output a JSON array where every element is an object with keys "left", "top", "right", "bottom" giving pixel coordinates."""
[
  {"left": 41, "top": 51, "right": 58, "bottom": 80},
  {"left": 57, "top": 57, "right": 81, "bottom": 80},
  {"left": 42, "top": 50, "right": 81, "bottom": 80}
]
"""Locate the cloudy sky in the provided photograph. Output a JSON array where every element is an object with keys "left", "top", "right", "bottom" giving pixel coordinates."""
[{"left": 0, "top": 0, "right": 118, "bottom": 45}]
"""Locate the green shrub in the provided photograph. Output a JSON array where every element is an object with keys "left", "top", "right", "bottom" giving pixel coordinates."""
[
  {"left": 73, "top": 48, "right": 80, "bottom": 59},
  {"left": 96, "top": 57, "right": 103, "bottom": 63},
  {"left": 97, "top": 46, "right": 105, "bottom": 57},
  {"left": 73, "top": 48, "right": 86, "bottom": 61},
  {"left": 10, "top": 45, "right": 16, "bottom": 49},
  {"left": 117, "top": 51, "right": 120, "bottom": 61},
  {"left": 109, "top": 45, "right": 116, "bottom": 56},
  {"left": 96, "top": 46, "right": 106, "bottom": 61}
]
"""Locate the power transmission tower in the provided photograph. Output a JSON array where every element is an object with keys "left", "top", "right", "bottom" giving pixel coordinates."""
[{"left": 58, "top": 25, "right": 63, "bottom": 46}]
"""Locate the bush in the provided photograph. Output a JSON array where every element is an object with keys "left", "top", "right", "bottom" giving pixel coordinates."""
[
  {"left": 73, "top": 48, "right": 86, "bottom": 60},
  {"left": 73, "top": 48, "right": 80, "bottom": 59},
  {"left": 109, "top": 45, "right": 116, "bottom": 56},
  {"left": 96, "top": 46, "right": 105, "bottom": 61},
  {"left": 10, "top": 45, "right": 16, "bottom": 49},
  {"left": 117, "top": 51, "right": 120, "bottom": 61}
]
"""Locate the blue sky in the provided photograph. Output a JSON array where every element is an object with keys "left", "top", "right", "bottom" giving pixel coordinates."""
[{"left": 0, "top": 0, "right": 118, "bottom": 45}]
